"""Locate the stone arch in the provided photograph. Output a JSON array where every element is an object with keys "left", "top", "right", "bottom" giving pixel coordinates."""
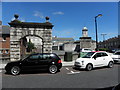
[
  {"left": 20, "top": 34, "right": 44, "bottom": 59},
  {"left": 9, "top": 14, "right": 53, "bottom": 61}
]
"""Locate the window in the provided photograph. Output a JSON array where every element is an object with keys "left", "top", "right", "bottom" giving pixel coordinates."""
[
  {"left": 29, "top": 55, "right": 39, "bottom": 59},
  {"left": 95, "top": 53, "right": 102, "bottom": 58},
  {"left": 3, "top": 37, "right": 6, "bottom": 40},
  {"left": 101, "top": 53, "right": 108, "bottom": 57},
  {"left": 0, "top": 50, "right": 3, "bottom": 54},
  {"left": 28, "top": 54, "right": 39, "bottom": 62},
  {"left": 42, "top": 54, "right": 50, "bottom": 60},
  {"left": 82, "top": 52, "right": 95, "bottom": 58},
  {"left": 95, "top": 52, "right": 108, "bottom": 58},
  {"left": 114, "top": 52, "right": 120, "bottom": 55},
  {"left": 5, "top": 50, "right": 9, "bottom": 54}
]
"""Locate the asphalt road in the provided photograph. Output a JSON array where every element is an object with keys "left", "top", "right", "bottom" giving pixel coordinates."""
[{"left": 1, "top": 64, "right": 120, "bottom": 89}]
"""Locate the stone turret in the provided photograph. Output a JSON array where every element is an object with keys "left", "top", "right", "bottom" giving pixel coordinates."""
[{"left": 82, "top": 27, "right": 88, "bottom": 37}]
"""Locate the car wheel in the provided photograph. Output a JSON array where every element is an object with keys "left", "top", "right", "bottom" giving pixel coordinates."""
[
  {"left": 49, "top": 65, "right": 58, "bottom": 74},
  {"left": 86, "top": 64, "right": 93, "bottom": 71},
  {"left": 10, "top": 66, "right": 20, "bottom": 75},
  {"left": 108, "top": 61, "right": 113, "bottom": 68}
]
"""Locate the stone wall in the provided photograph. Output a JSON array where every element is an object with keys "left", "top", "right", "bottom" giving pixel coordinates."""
[{"left": 58, "top": 53, "right": 79, "bottom": 61}]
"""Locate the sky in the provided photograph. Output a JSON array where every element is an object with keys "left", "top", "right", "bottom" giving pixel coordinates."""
[{"left": 2, "top": 2, "right": 118, "bottom": 41}]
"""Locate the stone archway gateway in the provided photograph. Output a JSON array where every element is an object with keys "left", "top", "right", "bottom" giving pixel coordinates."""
[{"left": 9, "top": 14, "right": 53, "bottom": 61}]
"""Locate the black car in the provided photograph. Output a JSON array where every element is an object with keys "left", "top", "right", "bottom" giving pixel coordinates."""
[{"left": 5, "top": 53, "right": 62, "bottom": 75}]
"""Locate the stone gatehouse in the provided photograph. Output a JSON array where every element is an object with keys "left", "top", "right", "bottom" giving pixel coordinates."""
[{"left": 9, "top": 14, "right": 53, "bottom": 61}]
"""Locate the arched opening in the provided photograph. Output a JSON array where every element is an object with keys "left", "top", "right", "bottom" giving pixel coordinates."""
[{"left": 20, "top": 35, "right": 43, "bottom": 59}]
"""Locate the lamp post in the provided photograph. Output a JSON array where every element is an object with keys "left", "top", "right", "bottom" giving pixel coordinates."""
[
  {"left": 95, "top": 14, "right": 102, "bottom": 51},
  {"left": 101, "top": 33, "right": 107, "bottom": 41}
]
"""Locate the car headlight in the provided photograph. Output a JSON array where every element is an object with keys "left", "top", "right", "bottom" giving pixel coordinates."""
[{"left": 81, "top": 61, "right": 84, "bottom": 65}]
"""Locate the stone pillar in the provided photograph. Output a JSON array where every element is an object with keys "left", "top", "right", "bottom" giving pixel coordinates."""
[
  {"left": 80, "top": 37, "right": 92, "bottom": 49},
  {"left": 10, "top": 27, "right": 21, "bottom": 61},
  {"left": 42, "top": 29, "right": 52, "bottom": 53}
]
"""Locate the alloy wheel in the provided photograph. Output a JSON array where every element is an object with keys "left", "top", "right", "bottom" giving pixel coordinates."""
[
  {"left": 11, "top": 66, "right": 20, "bottom": 75},
  {"left": 49, "top": 65, "right": 58, "bottom": 74}
]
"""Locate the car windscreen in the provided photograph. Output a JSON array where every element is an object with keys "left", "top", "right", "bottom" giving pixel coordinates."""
[
  {"left": 21, "top": 54, "right": 32, "bottom": 61},
  {"left": 84, "top": 49, "right": 92, "bottom": 51},
  {"left": 82, "top": 52, "right": 95, "bottom": 58},
  {"left": 114, "top": 52, "right": 120, "bottom": 55}
]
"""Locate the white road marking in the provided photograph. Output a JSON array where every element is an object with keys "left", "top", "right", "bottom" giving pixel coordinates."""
[
  {"left": 66, "top": 67, "right": 80, "bottom": 75},
  {"left": 0, "top": 70, "right": 2, "bottom": 72},
  {"left": 70, "top": 71, "right": 74, "bottom": 73},
  {"left": 67, "top": 71, "right": 80, "bottom": 75},
  {"left": 66, "top": 68, "right": 69, "bottom": 70}
]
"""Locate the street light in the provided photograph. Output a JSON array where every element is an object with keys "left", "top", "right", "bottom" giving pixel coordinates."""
[
  {"left": 101, "top": 33, "right": 107, "bottom": 41},
  {"left": 95, "top": 14, "right": 102, "bottom": 51}
]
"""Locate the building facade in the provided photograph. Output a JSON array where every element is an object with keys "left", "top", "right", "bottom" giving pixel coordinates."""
[
  {"left": 52, "top": 36, "right": 74, "bottom": 50},
  {"left": 98, "top": 35, "right": 120, "bottom": 50},
  {"left": 79, "top": 27, "right": 96, "bottom": 50},
  {"left": 52, "top": 27, "right": 96, "bottom": 52},
  {"left": 0, "top": 24, "right": 10, "bottom": 61}
]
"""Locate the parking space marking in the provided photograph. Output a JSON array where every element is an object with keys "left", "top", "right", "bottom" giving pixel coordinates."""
[
  {"left": 67, "top": 70, "right": 80, "bottom": 75},
  {"left": 66, "top": 68, "right": 70, "bottom": 71},
  {"left": 66, "top": 67, "right": 80, "bottom": 75}
]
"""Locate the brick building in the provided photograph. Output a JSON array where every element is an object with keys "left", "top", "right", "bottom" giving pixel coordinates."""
[
  {"left": 0, "top": 22, "right": 10, "bottom": 61},
  {"left": 98, "top": 35, "right": 120, "bottom": 50}
]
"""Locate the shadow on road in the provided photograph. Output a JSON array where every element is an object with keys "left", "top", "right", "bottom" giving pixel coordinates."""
[
  {"left": 4, "top": 69, "right": 61, "bottom": 76},
  {"left": 72, "top": 66, "right": 115, "bottom": 71}
]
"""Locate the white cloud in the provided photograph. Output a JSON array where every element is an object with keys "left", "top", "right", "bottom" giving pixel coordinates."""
[
  {"left": 52, "top": 11, "right": 64, "bottom": 15},
  {"left": 34, "top": 11, "right": 44, "bottom": 19},
  {"left": 11, "top": 17, "right": 25, "bottom": 22},
  {"left": 11, "top": 17, "right": 14, "bottom": 21},
  {"left": 52, "top": 28, "right": 80, "bottom": 40},
  {"left": 20, "top": 18, "right": 25, "bottom": 22}
]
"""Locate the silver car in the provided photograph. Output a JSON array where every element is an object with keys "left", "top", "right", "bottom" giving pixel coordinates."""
[{"left": 111, "top": 51, "right": 120, "bottom": 63}]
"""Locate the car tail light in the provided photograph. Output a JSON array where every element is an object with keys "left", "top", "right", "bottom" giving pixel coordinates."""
[{"left": 58, "top": 60, "right": 62, "bottom": 63}]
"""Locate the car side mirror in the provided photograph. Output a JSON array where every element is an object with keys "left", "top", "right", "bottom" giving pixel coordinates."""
[
  {"left": 49, "top": 56, "right": 52, "bottom": 59},
  {"left": 93, "top": 56, "right": 97, "bottom": 60}
]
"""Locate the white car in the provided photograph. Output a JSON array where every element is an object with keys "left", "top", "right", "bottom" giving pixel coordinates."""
[
  {"left": 111, "top": 51, "right": 120, "bottom": 63},
  {"left": 80, "top": 48, "right": 93, "bottom": 52},
  {"left": 74, "top": 51, "right": 114, "bottom": 71}
]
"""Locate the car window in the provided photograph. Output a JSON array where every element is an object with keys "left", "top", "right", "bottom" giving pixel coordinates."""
[
  {"left": 29, "top": 55, "right": 39, "bottom": 59},
  {"left": 95, "top": 53, "right": 102, "bottom": 58},
  {"left": 42, "top": 54, "right": 51, "bottom": 60},
  {"left": 84, "top": 49, "right": 92, "bottom": 51},
  {"left": 101, "top": 53, "right": 108, "bottom": 56},
  {"left": 82, "top": 52, "right": 95, "bottom": 58},
  {"left": 28, "top": 54, "right": 39, "bottom": 62},
  {"left": 114, "top": 52, "right": 120, "bottom": 55},
  {"left": 50, "top": 54, "right": 60, "bottom": 60},
  {"left": 94, "top": 52, "right": 108, "bottom": 58}
]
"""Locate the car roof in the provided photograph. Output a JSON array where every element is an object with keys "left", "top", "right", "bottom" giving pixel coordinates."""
[
  {"left": 30, "top": 53, "right": 57, "bottom": 55},
  {"left": 91, "top": 51, "right": 106, "bottom": 53},
  {"left": 115, "top": 50, "right": 120, "bottom": 52}
]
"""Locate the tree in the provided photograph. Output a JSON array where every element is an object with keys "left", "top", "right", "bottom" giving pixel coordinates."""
[{"left": 26, "top": 41, "right": 35, "bottom": 52}]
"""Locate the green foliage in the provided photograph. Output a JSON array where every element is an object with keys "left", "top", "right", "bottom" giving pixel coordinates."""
[
  {"left": 26, "top": 42, "right": 35, "bottom": 52},
  {"left": 99, "top": 48, "right": 109, "bottom": 51}
]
